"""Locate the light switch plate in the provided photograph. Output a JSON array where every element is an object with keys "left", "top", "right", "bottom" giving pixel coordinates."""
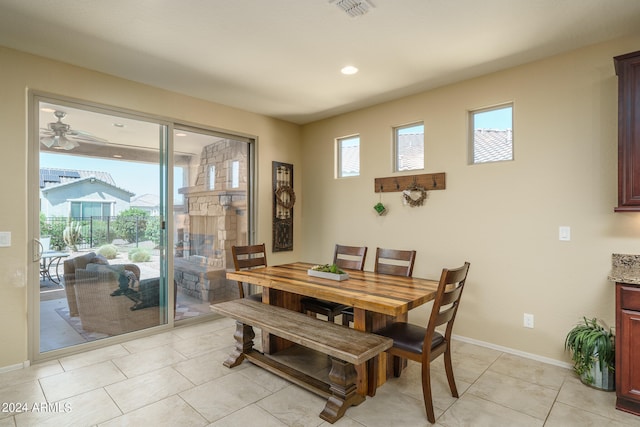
[
  {"left": 559, "top": 226, "right": 571, "bottom": 241},
  {"left": 0, "top": 232, "right": 11, "bottom": 247}
]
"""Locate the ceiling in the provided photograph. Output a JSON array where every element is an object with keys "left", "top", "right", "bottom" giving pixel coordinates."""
[{"left": 2, "top": 0, "right": 640, "bottom": 125}]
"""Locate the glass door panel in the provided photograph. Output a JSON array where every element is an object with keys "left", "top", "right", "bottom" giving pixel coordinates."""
[
  {"left": 173, "top": 127, "right": 250, "bottom": 320},
  {"left": 37, "top": 99, "right": 168, "bottom": 353}
]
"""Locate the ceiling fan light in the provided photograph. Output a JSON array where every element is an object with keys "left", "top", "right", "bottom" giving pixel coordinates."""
[
  {"left": 59, "top": 135, "right": 78, "bottom": 150},
  {"left": 40, "top": 136, "right": 56, "bottom": 148}
]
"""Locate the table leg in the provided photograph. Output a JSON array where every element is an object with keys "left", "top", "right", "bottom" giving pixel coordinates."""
[{"left": 319, "top": 357, "right": 365, "bottom": 423}]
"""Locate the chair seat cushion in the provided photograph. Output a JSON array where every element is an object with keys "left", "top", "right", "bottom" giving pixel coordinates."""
[
  {"left": 375, "top": 322, "right": 444, "bottom": 354},
  {"left": 301, "top": 297, "right": 348, "bottom": 315}
]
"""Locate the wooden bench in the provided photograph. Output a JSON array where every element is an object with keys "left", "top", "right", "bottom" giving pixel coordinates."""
[{"left": 210, "top": 299, "right": 393, "bottom": 424}]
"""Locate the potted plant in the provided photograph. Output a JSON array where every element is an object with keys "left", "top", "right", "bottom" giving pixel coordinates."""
[{"left": 565, "top": 317, "right": 615, "bottom": 391}]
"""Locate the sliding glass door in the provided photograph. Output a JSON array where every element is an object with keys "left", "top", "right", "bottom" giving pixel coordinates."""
[
  {"left": 172, "top": 127, "right": 251, "bottom": 319},
  {"left": 30, "top": 94, "right": 255, "bottom": 359},
  {"left": 34, "top": 97, "right": 169, "bottom": 354}
]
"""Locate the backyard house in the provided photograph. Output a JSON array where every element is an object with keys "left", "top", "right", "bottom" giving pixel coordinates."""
[{"left": 40, "top": 168, "right": 134, "bottom": 218}]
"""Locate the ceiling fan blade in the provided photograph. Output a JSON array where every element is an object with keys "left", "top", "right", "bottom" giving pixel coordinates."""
[{"left": 67, "top": 129, "right": 109, "bottom": 143}]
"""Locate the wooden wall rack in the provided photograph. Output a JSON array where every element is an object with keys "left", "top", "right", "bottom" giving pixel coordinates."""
[{"left": 374, "top": 173, "right": 446, "bottom": 193}]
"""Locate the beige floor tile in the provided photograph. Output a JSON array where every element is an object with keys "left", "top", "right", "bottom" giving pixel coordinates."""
[
  {"left": 451, "top": 339, "right": 502, "bottom": 364},
  {"left": 180, "top": 371, "right": 271, "bottom": 422},
  {"left": 556, "top": 376, "right": 640, "bottom": 425},
  {"left": 173, "top": 347, "right": 242, "bottom": 385},
  {"left": 39, "top": 361, "right": 126, "bottom": 402},
  {"left": 0, "top": 360, "right": 63, "bottom": 389},
  {"left": 14, "top": 388, "right": 121, "bottom": 427},
  {"left": 381, "top": 360, "right": 471, "bottom": 413},
  {"left": 98, "top": 395, "right": 208, "bottom": 427},
  {"left": 0, "top": 381, "right": 47, "bottom": 419},
  {"left": 209, "top": 404, "right": 287, "bottom": 427},
  {"left": 171, "top": 317, "right": 236, "bottom": 340},
  {"left": 111, "top": 344, "right": 187, "bottom": 377},
  {"left": 346, "top": 385, "right": 432, "bottom": 426},
  {"left": 168, "top": 330, "right": 236, "bottom": 359},
  {"left": 105, "top": 366, "right": 194, "bottom": 413},
  {"left": 466, "top": 370, "right": 557, "bottom": 420},
  {"left": 545, "top": 401, "right": 634, "bottom": 427},
  {"left": 58, "top": 343, "right": 130, "bottom": 371},
  {"left": 236, "top": 363, "right": 294, "bottom": 394},
  {"left": 488, "top": 353, "right": 570, "bottom": 390},
  {"left": 0, "top": 416, "right": 15, "bottom": 426},
  {"left": 431, "top": 352, "right": 492, "bottom": 385},
  {"left": 120, "top": 330, "right": 184, "bottom": 353},
  {"left": 256, "top": 384, "right": 330, "bottom": 426},
  {"left": 437, "top": 394, "right": 544, "bottom": 427}
]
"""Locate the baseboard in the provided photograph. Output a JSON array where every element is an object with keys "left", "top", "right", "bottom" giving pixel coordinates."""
[
  {"left": 452, "top": 334, "right": 573, "bottom": 370},
  {"left": 0, "top": 360, "right": 31, "bottom": 374}
]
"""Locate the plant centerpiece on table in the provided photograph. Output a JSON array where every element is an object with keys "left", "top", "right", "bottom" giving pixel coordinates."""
[
  {"left": 565, "top": 317, "right": 615, "bottom": 391},
  {"left": 307, "top": 264, "right": 349, "bottom": 281}
]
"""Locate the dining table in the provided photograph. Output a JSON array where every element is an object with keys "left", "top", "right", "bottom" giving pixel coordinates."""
[{"left": 225, "top": 261, "right": 440, "bottom": 396}]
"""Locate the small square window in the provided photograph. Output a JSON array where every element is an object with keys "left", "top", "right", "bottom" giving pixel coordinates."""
[
  {"left": 470, "top": 104, "right": 513, "bottom": 164},
  {"left": 208, "top": 165, "right": 216, "bottom": 190},
  {"left": 231, "top": 160, "right": 240, "bottom": 188},
  {"left": 394, "top": 123, "right": 424, "bottom": 172},
  {"left": 337, "top": 135, "right": 360, "bottom": 178}
]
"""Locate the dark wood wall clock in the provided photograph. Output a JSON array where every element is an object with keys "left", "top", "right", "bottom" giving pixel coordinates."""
[{"left": 272, "top": 161, "right": 295, "bottom": 252}]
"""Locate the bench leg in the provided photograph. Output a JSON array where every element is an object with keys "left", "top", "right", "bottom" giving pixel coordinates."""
[
  {"left": 224, "top": 321, "right": 255, "bottom": 368},
  {"left": 320, "top": 357, "right": 366, "bottom": 424}
]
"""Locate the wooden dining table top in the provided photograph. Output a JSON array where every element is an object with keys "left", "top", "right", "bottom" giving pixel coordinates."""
[{"left": 226, "top": 262, "right": 440, "bottom": 317}]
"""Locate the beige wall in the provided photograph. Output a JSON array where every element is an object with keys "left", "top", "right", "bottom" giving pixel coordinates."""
[
  {"left": 300, "top": 34, "right": 640, "bottom": 364},
  {"left": 0, "top": 46, "right": 302, "bottom": 368},
  {"left": 3, "top": 33, "right": 640, "bottom": 369}
]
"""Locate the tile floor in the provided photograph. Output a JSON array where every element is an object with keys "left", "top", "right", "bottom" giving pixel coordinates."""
[{"left": 2, "top": 316, "right": 639, "bottom": 427}]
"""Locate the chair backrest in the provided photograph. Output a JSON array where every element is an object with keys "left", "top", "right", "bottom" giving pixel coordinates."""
[
  {"left": 40, "top": 236, "right": 51, "bottom": 253},
  {"left": 333, "top": 244, "right": 367, "bottom": 271},
  {"left": 232, "top": 243, "right": 267, "bottom": 298},
  {"left": 374, "top": 247, "right": 416, "bottom": 277},
  {"left": 423, "top": 262, "right": 470, "bottom": 353}
]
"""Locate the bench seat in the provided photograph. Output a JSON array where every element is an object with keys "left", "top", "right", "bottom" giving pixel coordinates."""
[{"left": 211, "top": 299, "right": 392, "bottom": 423}]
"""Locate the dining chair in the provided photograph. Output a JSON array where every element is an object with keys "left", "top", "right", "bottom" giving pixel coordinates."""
[
  {"left": 231, "top": 243, "right": 267, "bottom": 302},
  {"left": 374, "top": 262, "right": 470, "bottom": 424},
  {"left": 341, "top": 247, "right": 417, "bottom": 326},
  {"left": 300, "top": 244, "right": 367, "bottom": 322}
]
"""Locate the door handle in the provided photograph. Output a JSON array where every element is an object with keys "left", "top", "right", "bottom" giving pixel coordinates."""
[{"left": 34, "top": 238, "right": 43, "bottom": 262}]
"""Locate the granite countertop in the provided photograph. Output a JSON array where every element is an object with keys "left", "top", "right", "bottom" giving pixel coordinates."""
[{"left": 609, "top": 254, "right": 640, "bottom": 284}]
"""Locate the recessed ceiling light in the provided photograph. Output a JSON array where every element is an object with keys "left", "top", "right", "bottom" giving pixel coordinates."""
[
  {"left": 175, "top": 132, "right": 187, "bottom": 137},
  {"left": 341, "top": 65, "right": 359, "bottom": 75},
  {"left": 112, "top": 154, "right": 123, "bottom": 158},
  {"left": 113, "top": 123, "right": 125, "bottom": 128},
  {"left": 41, "top": 107, "right": 56, "bottom": 113}
]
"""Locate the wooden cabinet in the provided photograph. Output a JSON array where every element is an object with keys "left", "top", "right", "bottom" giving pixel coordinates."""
[
  {"left": 615, "top": 282, "right": 640, "bottom": 415},
  {"left": 614, "top": 50, "right": 640, "bottom": 211}
]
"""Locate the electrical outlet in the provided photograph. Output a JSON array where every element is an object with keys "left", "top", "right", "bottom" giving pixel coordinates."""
[{"left": 523, "top": 313, "right": 534, "bottom": 328}]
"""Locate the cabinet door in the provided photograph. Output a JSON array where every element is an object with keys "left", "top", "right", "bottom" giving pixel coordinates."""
[
  {"left": 614, "top": 50, "right": 640, "bottom": 211},
  {"left": 619, "top": 309, "right": 640, "bottom": 400}
]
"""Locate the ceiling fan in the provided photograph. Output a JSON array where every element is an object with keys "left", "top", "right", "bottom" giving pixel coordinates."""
[{"left": 40, "top": 110, "right": 108, "bottom": 150}]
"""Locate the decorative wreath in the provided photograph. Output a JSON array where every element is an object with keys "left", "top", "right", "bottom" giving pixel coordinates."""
[
  {"left": 275, "top": 185, "right": 296, "bottom": 209},
  {"left": 402, "top": 183, "right": 427, "bottom": 207}
]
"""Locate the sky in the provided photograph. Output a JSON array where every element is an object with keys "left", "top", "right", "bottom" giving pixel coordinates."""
[
  {"left": 41, "top": 152, "right": 160, "bottom": 197},
  {"left": 474, "top": 105, "right": 513, "bottom": 130}
]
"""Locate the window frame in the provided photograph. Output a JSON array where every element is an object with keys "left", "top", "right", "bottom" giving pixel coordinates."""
[
  {"left": 336, "top": 134, "right": 360, "bottom": 178},
  {"left": 393, "top": 122, "right": 425, "bottom": 172},
  {"left": 469, "top": 103, "right": 514, "bottom": 165}
]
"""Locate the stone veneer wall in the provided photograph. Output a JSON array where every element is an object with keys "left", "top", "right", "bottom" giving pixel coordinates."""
[{"left": 174, "top": 138, "right": 248, "bottom": 302}]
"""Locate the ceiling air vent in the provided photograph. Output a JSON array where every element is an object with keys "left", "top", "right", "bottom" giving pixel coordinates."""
[{"left": 330, "top": 0, "right": 375, "bottom": 18}]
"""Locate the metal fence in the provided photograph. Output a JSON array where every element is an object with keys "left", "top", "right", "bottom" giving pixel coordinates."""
[{"left": 40, "top": 216, "right": 157, "bottom": 251}]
